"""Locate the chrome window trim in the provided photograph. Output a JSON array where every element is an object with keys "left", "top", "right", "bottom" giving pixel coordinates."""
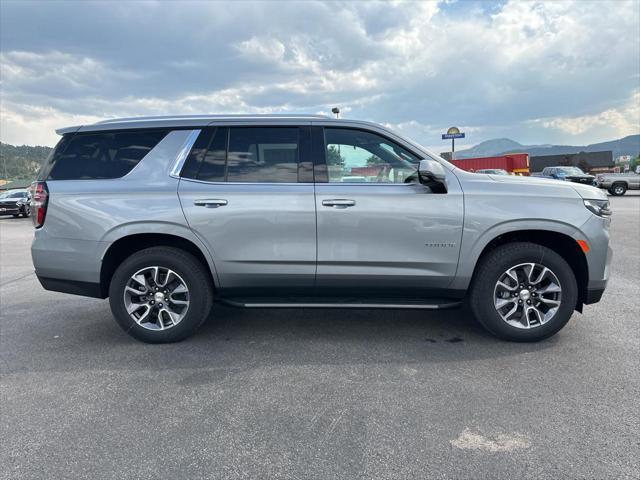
[
  {"left": 179, "top": 178, "right": 313, "bottom": 186},
  {"left": 169, "top": 129, "right": 202, "bottom": 178},
  {"left": 317, "top": 182, "right": 420, "bottom": 187},
  {"left": 178, "top": 177, "right": 420, "bottom": 187}
]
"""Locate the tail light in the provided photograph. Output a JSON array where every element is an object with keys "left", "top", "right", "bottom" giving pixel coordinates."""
[{"left": 29, "top": 181, "right": 49, "bottom": 228}]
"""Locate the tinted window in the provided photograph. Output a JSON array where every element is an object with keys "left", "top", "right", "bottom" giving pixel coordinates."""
[
  {"left": 44, "top": 130, "right": 168, "bottom": 180},
  {"left": 324, "top": 128, "right": 419, "bottom": 183},
  {"left": 180, "top": 128, "right": 215, "bottom": 180},
  {"left": 226, "top": 128, "right": 299, "bottom": 183},
  {"left": 37, "top": 135, "right": 71, "bottom": 181},
  {"left": 197, "top": 127, "right": 228, "bottom": 182}
]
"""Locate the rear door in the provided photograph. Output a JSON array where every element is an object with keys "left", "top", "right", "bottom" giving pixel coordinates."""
[
  {"left": 178, "top": 125, "right": 316, "bottom": 296},
  {"left": 313, "top": 126, "right": 464, "bottom": 299}
]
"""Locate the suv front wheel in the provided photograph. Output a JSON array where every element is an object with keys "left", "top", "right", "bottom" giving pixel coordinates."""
[
  {"left": 469, "top": 242, "right": 578, "bottom": 342},
  {"left": 109, "top": 247, "right": 213, "bottom": 343}
]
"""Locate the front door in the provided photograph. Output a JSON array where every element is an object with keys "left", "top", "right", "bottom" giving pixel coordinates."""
[
  {"left": 314, "top": 127, "right": 464, "bottom": 299},
  {"left": 179, "top": 126, "right": 316, "bottom": 296}
]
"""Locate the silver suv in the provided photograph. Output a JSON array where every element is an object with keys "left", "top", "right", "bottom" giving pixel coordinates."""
[{"left": 30, "top": 115, "right": 612, "bottom": 343}]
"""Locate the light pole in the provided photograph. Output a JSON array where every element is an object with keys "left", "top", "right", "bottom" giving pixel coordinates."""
[{"left": 331, "top": 107, "right": 340, "bottom": 119}]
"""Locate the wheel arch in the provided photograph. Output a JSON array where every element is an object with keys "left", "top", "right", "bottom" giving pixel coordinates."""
[
  {"left": 611, "top": 180, "right": 628, "bottom": 193},
  {"left": 99, "top": 232, "right": 218, "bottom": 298},
  {"left": 470, "top": 229, "right": 589, "bottom": 311}
]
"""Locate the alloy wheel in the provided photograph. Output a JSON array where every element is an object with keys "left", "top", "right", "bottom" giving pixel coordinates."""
[
  {"left": 123, "top": 266, "right": 190, "bottom": 330},
  {"left": 493, "top": 262, "right": 562, "bottom": 329}
]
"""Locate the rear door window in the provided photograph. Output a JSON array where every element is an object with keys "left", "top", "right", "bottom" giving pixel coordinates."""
[
  {"left": 197, "top": 127, "right": 228, "bottom": 183},
  {"left": 182, "top": 127, "right": 301, "bottom": 183},
  {"left": 226, "top": 127, "right": 299, "bottom": 183},
  {"left": 41, "top": 130, "right": 168, "bottom": 180}
]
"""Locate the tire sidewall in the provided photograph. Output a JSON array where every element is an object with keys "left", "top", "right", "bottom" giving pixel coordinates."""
[
  {"left": 109, "top": 248, "right": 212, "bottom": 343},
  {"left": 613, "top": 184, "right": 626, "bottom": 195},
  {"left": 471, "top": 244, "right": 578, "bottom": 342}
]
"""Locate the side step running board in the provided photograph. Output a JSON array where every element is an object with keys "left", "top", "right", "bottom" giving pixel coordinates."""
[{"left": 220, "top": 299, "right": 462, "bottom": 310}]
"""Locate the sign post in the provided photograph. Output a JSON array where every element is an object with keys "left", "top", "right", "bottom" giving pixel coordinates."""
[{"left": 442, "top": 127, "right": 465, "bottom": 160}]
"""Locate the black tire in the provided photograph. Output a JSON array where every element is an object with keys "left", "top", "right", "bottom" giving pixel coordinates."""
[
  {"left": 610, "top": 183, "right": 627, "bottom": 196},
  {"left": 109, "top": 246, "right": 213, "bottom": 343},
  {"left": 469, "top": 242, "right": 578, "bottom": 342}
]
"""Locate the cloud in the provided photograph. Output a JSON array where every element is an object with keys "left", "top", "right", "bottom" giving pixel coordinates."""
[
  {"left": 1, "top": 0, "right": 638, "bottom": 146},
  {"left": 0, "top": 102, "right": 103, "bottom": 146},
  {"left": 531, "top": 90, "right": 640, "bottom": 137}
]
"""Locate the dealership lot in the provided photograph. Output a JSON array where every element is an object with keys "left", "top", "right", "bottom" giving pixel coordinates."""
[{"left": 1, "top": 194, "right": 638, "bottom": 479}]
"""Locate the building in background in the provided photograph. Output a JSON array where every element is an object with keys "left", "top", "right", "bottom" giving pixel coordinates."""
[
  {"left": 448, "top": 153, "right": 530, "bottom": 175},
  {"left": 529, "top": 151, "right": 614, "bottom": 174}
]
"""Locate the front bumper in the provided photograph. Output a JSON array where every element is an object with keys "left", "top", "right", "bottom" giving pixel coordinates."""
[
  {"left": 0, "top": 206, "right": 20, "bottom": 215},
  {"left": 585, "top": 287, "right": 606, "bottom": 304},
  {"left": 567, "top": 177, "right": 597, "bottom": 186},
  {"left": 574, "top": 213, "right": 612, "bottom": 305}
]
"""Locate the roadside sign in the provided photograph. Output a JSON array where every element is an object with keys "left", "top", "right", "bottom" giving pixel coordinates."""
[
  {"left": 442, "top": 132, "right": 465, "bottom": 139},
  {"left": 442, "top": 126, "right": 465, "bottom": 159}
]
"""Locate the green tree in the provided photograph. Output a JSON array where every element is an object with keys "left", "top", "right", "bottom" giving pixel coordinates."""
[
  {"left": 326, "top": 145, "right": 344, "bottom": 167},
  {"left": 0, "top": 142, "right": 51, "bottom": 181},
  {"left": 366, "top": 154, "right": 384, "bottom": 165}
]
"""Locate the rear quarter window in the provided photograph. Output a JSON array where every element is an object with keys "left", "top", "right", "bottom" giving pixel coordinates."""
[{"left": 40, "top": 130, "right": 168, "bottom": 180}]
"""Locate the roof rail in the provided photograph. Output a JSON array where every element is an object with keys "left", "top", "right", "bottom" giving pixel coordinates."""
[{"left": 93, "top": 114, "right": 330, "bottom": 125}]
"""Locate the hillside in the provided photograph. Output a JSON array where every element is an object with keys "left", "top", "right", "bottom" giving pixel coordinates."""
[
  {"left": 0, "top": 143, "right": 52, "bottom": 181},
  {"left": 456, "top": 134, "right": 640, "bottom": 159}
]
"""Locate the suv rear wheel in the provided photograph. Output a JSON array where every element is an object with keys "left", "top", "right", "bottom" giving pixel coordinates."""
[
  {"left": 469, "top": 242, "right": 578, "bottom": 342},
  {"left": 109, "top": 246, "right": 213, "bottom": 343},
  {"left": 609, "top": 183, "right": 627, "bottom": 196}
]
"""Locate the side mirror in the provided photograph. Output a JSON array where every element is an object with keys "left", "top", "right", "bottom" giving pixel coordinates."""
[{"left": 418, "top": 159, "right": 446, "bottom": 184}]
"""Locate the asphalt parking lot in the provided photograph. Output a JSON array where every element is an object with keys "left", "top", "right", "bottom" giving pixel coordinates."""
[{"left": 1, "top": 193, "right": 638, "bottom": 480}]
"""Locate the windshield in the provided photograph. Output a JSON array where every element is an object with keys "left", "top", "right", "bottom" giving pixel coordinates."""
[
  {"left": 0, "top": 191, "right": 26, "bottom": 199},
  {"left": 557, "top": 167, "right": 585, "bottom": 175}
]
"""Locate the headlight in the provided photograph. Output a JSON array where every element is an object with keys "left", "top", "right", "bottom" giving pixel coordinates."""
[{"left": 584, "top": 199, "right": 611, "bottom": 217}]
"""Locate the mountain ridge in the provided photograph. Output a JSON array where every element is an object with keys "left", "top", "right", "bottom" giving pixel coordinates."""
[{"left": 455, "top": 134, "right": 640, "bottom": 159}]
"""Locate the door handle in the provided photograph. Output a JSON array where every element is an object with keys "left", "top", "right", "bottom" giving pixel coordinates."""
[
  {"left": 193, "top": 199, "right": 228, "bottom": 208},
  {"left": 322, "top": 199, "right": 356, "bottom": 208}
]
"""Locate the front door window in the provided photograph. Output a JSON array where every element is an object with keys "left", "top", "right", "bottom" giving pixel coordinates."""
[{"left": 325, "top": 128, "right": 419, "bottom": 183}]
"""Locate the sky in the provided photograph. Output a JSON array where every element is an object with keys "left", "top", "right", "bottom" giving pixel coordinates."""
[{"left": 1, "top": 0, "right": 639, "bottom": 152}]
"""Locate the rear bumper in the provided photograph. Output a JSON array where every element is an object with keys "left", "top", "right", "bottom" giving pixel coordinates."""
[
  {"left": 37, "top": 275, "right": 105, "bottom": 299},
  {"left": 31, "top": 228, "right": 106, "bottom": 284}
]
